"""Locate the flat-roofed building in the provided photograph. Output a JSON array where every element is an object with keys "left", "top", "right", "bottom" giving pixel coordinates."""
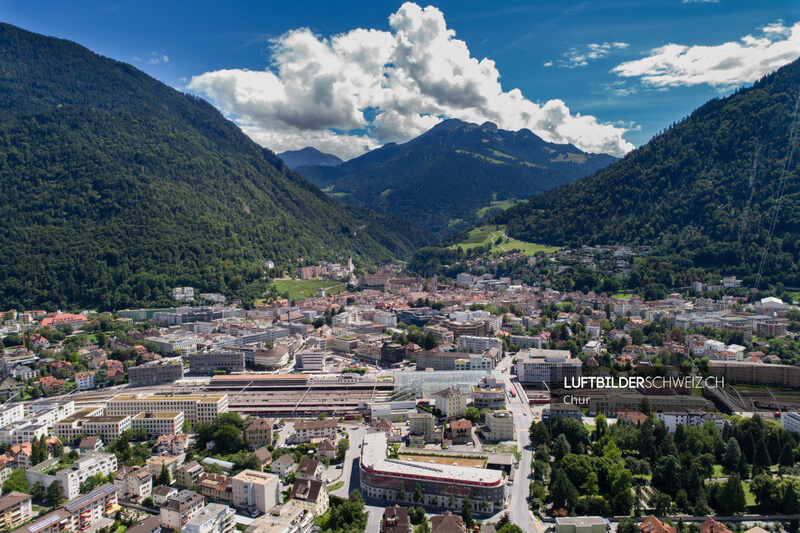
[
  {"left": 709, "top": 360, "right": 800, "bottom": 388},
  {"left": 53, "top": 409, "right": 132, "bottom": 444},
  {"left": 407, "top": 413, "right": 435, "bottom": 444},
  {"left": 516, "top": 349, "right": 581, "bottom": 386},
  {"left": 107, "top": 393, "right": 228, "bottom": 424},
  {"left": 555, "top": 517, "right": 608, "bottom": 533},
  {"left": 456, "top": 336, "right": 502, "bottom": 355},
  {"left": 147, "top": 455, "right": 182, "bottom": 484},
  {"left": 183, "top": 503, "right": 235, "bottom": 533},
  {"left": 781, "top": 411, "right": 800, "bottom": 434},
  {"left": 231, "top": 470, "right": 280, "bottom": 515},
  {"left": 26, "top": 452, "right": 118, "bottom": 500},
  {"left": 188, "top": 352, "right": 245, "bottom": 375},
  {"left": 359, "top": 432, "right": 506, "bottom": 515},
  {"left": 128, "top": 363, "right": 184, "bottom": 386},
  {"left": 131, "top": 411, "right": 184, "bottom": 438},
  {"left": 484, "top": 410, "right": 515, "bottom": 443}
]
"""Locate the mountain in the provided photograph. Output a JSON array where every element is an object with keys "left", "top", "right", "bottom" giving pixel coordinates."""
[
  {"left": 495, "top": 58, "right": 800, "bottom": 287},
  {"left": 277, "top": 147, "right": 343, "bottom": 169},
  {"left": 0, "top": 23, "right": 435, "bottom": 311},
  {"left": 293, "top": 119, "right": 616, "bottom": 236}
]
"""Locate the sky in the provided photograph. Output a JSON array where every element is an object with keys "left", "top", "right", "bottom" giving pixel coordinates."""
[{"left": 2, "top": 0, "right": 799, "bottom": 159}]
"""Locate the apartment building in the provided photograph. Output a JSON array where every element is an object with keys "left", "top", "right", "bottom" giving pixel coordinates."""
[
  {"left": 432, "top": 388, "right": 467, "bottom": 419},
  {"left": 781, "top": 412, "right": 800, "bottom": 435},
  {"left": 160, "top": 490, "right": 205, "bottom": 531},
  {"left": 231, "top": 470, "right": 280, "bottom": 515},
  {"left": 456, "top": 335, "right": 502, "bottom": 354},
  {"left": 177, "top": 461, "right": 204, "bottom": 489},
  {"left": 147, "top": 455, "right": 182, "bottom": 484},
  {"left": 292, "top": 420, "right": 337, "bottom": 444},
  {"left": 131, "top": 411, "right": 184, "bottom": 438},
  {"left": 290, "top": 479, "right": 329, "bottom": 517},
  {"left": 75, "top": 371, "right": 96, "bottom": 390},
  {"left": 188, "top": 352, "right": 245, "bottom": 375},
  {"left": 106, "top": 393, "right": 228, "bottom": 424},
  {"left": 114, "top": 466, "right": 152, "bottom": 503},
  {"left": 709, "top": 361, "right": 800, "bottom": 388},
  {"left": 0, "top": 492, "right": 32, "bottom": 530},
  {"left": 183, "top": 503, "right": 235, "bottom": 533},
  {"left": 26, "top": 453, "right": 118, "bottom": 500},
  {"left": 516, "top": 349, "right": 582, "bottom": 386},
  {"left": 243, "top": 418, "right": 274, "bottom": 449},
  {"left": 484, "top": 410, "right": 515, "bottom": 442},
  {"left": 128, "top": 363, "right": 184, "bottom": 386}
]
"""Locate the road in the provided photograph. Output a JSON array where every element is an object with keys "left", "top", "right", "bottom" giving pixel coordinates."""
[
  {"left": 331, "top": 425, "right": 366, "bottom": 499},
  {"left": 496, "top": 354, "right": 544, "bottom": 532}
]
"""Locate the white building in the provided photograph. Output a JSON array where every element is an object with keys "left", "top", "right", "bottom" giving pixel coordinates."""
[
  {"left": 26, "top": 452, "right": 118, "bottom": 500},
  {"left": 0, "top": 404, "right": 24, "bottom": 428},
  {"left": 76, "top": 371, "right": 96, "bottom": 390},
  {"left": 182, "top": 503, "right": 235, "bottom": 533},
  {"left": 373, "top": 310, "right": 398, "bottom": 328},
  {"left": 484, "top": 410, "right": 515, "bottom": 442},
  {"left": 173, "top": 287, "right": 195, "bottom": 302},
  {"left": 456, "top": 335, "right": 502, "bottom": 354},
  {"left": 515, "top": 349, "right": 581, "bottom": 385},
  {"left": 656, "top": 411, "right": 725, "bottom": 433},
  {"left": 231, "top": 470, "right": 280, "bottom": 515},
  {"left": 781, "top": 412, "right": 800, "bottom": 435}
]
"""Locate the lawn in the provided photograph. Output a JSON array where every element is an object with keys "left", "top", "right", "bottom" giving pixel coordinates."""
[
  {"left": 271, "top": 279, "right": 347, "bottom": 302},
  {"left": 611, "top": 293, "right": 634, "bottom": 300},
  {"left": 449, "top": 225, "right": 560, "bottom": 256},
  {"left": 327, "top": 481, "right": 344, "bottom": 491}
]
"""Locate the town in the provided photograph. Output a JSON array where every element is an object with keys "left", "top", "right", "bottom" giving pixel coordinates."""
[{"left": 0, "top": 248, "right": 798, "bottom": 533}]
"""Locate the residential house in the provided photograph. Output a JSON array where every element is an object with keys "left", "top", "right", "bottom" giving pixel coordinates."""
[
  {"left": 153, "top": 485, "right": 178, "bottom": 507},
  {"left": 432, "top": 388, "right": 467, "bottom": 419},
  {"left": 0, "top": 456, "right": 15, "bottom": 484},
  {"left": 182, "top": 503, "right": 235, "bottom": 533},
  {"left": 317, "top": 440, "right": 336, "bottom": 461},
  {"left": 79, "top": 436, "right": 103, "bottom": 453},
  {"left": 382, "top": 505, "right": 411, "bottom": 533},
  {"left": 296, "top": 458, "right": 324, "bottom": 482},
  {"left": 700, "top": 518, "right": 733, "bottom": 533},
  {"left": 271, "top": 455, "right": 295, "bottom": 479},
  {"left": 431, "top": 511, "right": 466, "bottom": 533},
  {"left": 25, "top": 451, "right": 118, "bottom": 500},
  {"left": 639, "top": 515, "right": 676, "bottom": 533},
  {"left": 75, "top": 371, "right": 96, "bottom": 390},
  {"left": 38, "top": 376, "right": 65, "bottom": 394},
  {"left": 0, "top": 492, "right": 32, "bottom": 530},
  {"left": 292, "top": 420, "right": 337, "bottom": 444},
  {"left": 114, "top": 466, "right": 152, "bottom": 503},
  {"left": 243, "top": 419, "right": 274, "bottom": 450},
  {"left": 448, "top": 419, "right": 472, "bottom": 444},
  {"left": 251, "top": 447, "right": 272, "bottom": 471},
  {"left": 177, "top": 461, "right": 204, "bottom": 489},
  {"left": 148, "top": 455, "right": 182, "bottom": 485},
  {"left": 289, "top": 479, "right": 329, "bottom": 517},
  {"left": 197, "top": 473, "right": 233, "bottom": 504}
]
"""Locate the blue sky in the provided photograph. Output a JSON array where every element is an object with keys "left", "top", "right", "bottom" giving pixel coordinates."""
[{"left": 2, "top": 0, "right": 799, "bottom": 159}]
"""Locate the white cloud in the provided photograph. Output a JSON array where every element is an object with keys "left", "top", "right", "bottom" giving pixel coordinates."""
[
  {"left": 189, "top": 2, "right": 634, "bottom": 158},
  {"left": 556, "top": 42, "right": 629, "bottom": 68},
  {"left": 148, "top": 53, "right": 169, "bottom": 64},
  {"left": 613, "top": 20, "right": 800, "bottom": 88}
]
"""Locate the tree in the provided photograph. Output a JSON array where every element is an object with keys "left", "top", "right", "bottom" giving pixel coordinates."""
[
  {"left": 337, "top": 438, "right": 350, "bottom": 460},
  {"left": 461, "top": 496, "right": 474, "bottom": 529},
  {"left": 653, "top": 455, "right": 682, "bottom": 497},
  {"left": 396, "top": 482, "right": 406, "bottom": 502},
  {"left": 723, "top": 438, "right": 741, "bottom": 469},
  {"left": 2, "top": 470, "right": 28, "bottom": 495},
  {"left": 593, "top": 415, "right": 607, "bottom": 441},
  {"left": 550, "top": 469, "right": 579, "bottom": 512},
  {"left": 529, "top": 421, "right": 550, "bottom": 446},
  {"left": 448, "top": 493, "right": 456, "bottom": 508},
  {"left": 413, "top": 483, "right": 423, "bottom": 503},
  {"left": 158, "top": 465, "right": 171, "bottom": 486},
  {"left": 783, "top": 482, "right": 800, "bottom": 515},
  {"left": 143, "top": 496, "right": 154, "bottom": 508},
  {"left": 618, "top": 518, "right": 638, "bottom": 533},
  {"left": 30, "top": 481, "right": 45, "bottom": 500},
  {"left": 497, "top": 525, "right": 524, "bottom": 533},
  {"left": 213, "top": 425, "right": 244, "bottom": 454},
  {"left": 51, "top": 439, "right": 64, "bottom": 458},
  {"left": 779, "top": 441, "right": 795, "bottom": 468},
  {"left": 754, "top": 437, "right": 771, "bottom": 468},
  {"left": 463, "top": 407, "right": 480, "bottom": 423},
  {"left": 47, "top": 482, "right": 64, "bottom": 506},
  {"left": 182, "top": 418, "right": 192, "bottom": 434},
  {"left": 317, "top": 412, "right": 327, "bottom": 421},
  {"left": 554, "top": 434, "right": 571, "bottom": 463},
  {"left": 719, "top": 473, "right": 747, "bottom": 515}
]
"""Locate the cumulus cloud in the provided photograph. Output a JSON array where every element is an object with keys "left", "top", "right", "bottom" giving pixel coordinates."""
[
  {"left": 555, "top": 42, "right": 629, "bottom": 68},
  {"left": 189, "top": 2, "right": 634, "bottom": 158},
  {"left": 613, "top": 20, "right": 800, "bottom": 88}
]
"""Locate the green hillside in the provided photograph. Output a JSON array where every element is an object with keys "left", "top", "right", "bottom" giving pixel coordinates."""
[
  {"left": 295, "top": 120, "right": 616, "bottom": 236},
  {"left": 0, "top": 23, "right": 434, "bottom": 311},
  {"left": 495, "top": 58, "right": 800, "bottom": 288}
]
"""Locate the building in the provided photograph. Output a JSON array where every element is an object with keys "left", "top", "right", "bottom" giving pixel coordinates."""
[
  {"left": 700, "top": 518, "right": 733, "bottom": 533},
  {"left": 360, "top": 433, "right": 506, "bottom": 514},
  {"left": 432, "top": 388, "right": 467, "bottom": 419},
  {"left": 154, "top": 485, "right": 179, "bottom": 507},
  {"left": 10, "top": 484, "right": 118, "bottom": 533},
  {"left": 160, "top": 490, "right": 205, "bottom": 531},
  {"left": 381, "top": 344, "right": 406, "bottom": 365},
  {"left": 472, "top": 385, "right": 506, "bottom": 410},
  {"left": 132, "top": 411, "right": 185, "bottom": 438},
  {"left": 709, "top": 360, "right": 800, "bottom": 388},
  {"left": 448, "top": 419, "right": 472, "bottom": 444},
  {"left": 26, "top": 452, "right": 118, "bottom": 500},
  {"left": 484, "top": 410, "right": 515, "bottom": 442},
  {"left": 0, "top": 492, "right": 32, "bottom": 530},
  {"left": 128, "top": 363, "right": 184, "bottom": 386},
  {"left": 114, "top": 466, "right": 152, "bottom": 503},
  {"left": 294, "top": 352, "right": 326, "bottom": 372},
  {"left": 781, "top": 412, "right": 800, "bottom": 435},
  {"left": 407, "top": 412, "right": 435, "bottom": 444},
  {"left": 656, "top": 411, "right": 724, "bottom": 433},
  {"left": 252, "top": 347, "right": 290, "bottom": 370},
  {"left": 296, "top": 458, "right": 324, "bottom": 482},
  {"left": 197, "top": 473, "right": 234, "bottom": 504},
  {"left": 26, "top": 399, "right": 75, "bottom": 426},
  {"left": 271, "top": 456, "right": 295, "bottom": 479},
  {"left": 53, "top": 410, "right": 132, "bottom": 444},
  {"left": 79, "top": 436, "right": 103, "bottom": 453},
  {"left": 183, "top": 503, "right": 235, "bottom": 533},
  {"left": 173, "top": 287, "right": 195, "bottom": 302},
  {"left": 231, "top": 470, "right": 280, "bottom": 515},
  {"left": 290, "top": 479, "right": 328, "bottom": 517},
  {"left": 125, "top": 516, "right": 162, "bottom": 533},
  {"left": 244, "top": 501, "right": 314, "bottom": 533},
  {"left": 456, "top": 336, "right": 502, "bottom": 355},
  {"left": 415, "top": 351, "right": 498, "bottom": 372},
  {"left": 555, "top": 517, "right": 609, "bottom": 533},
  {"left": 430, "top": 511, "right": 466, "bottom": 533},
  {"left": 292, "top": 420, "right": 337, "bottom": 444},
  {"left": 639, "top": 515, "right": 676, "bottom": 533},
  {"left": 317, "top": 440, "right": 335, "bottom": 461},
  {"left": 188, "top": 352, "right": 246, "bottom": 375},
  {"left": 515, "top": 349, "right": 582, "bottom": 386},
  {"left": 382, "top": 505, "right": 411, "bottom": 533},
  {"left": 0, "top": 405, "right": 24, "bottom": 429},
  {"left": 177, "top": 461, "right": 205, "bottom": 489},
  {"left": 75, "top": 371, "right": 96, "bottom": 390},
  {"left": 148, "top": 455, "right": 182, "bottom": 484},
  {"left": 243, "top": 419, "right": 274, "bottom": 449},
  {"left": 107, "top": 393, "right": 229, "bottom": 424}
]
